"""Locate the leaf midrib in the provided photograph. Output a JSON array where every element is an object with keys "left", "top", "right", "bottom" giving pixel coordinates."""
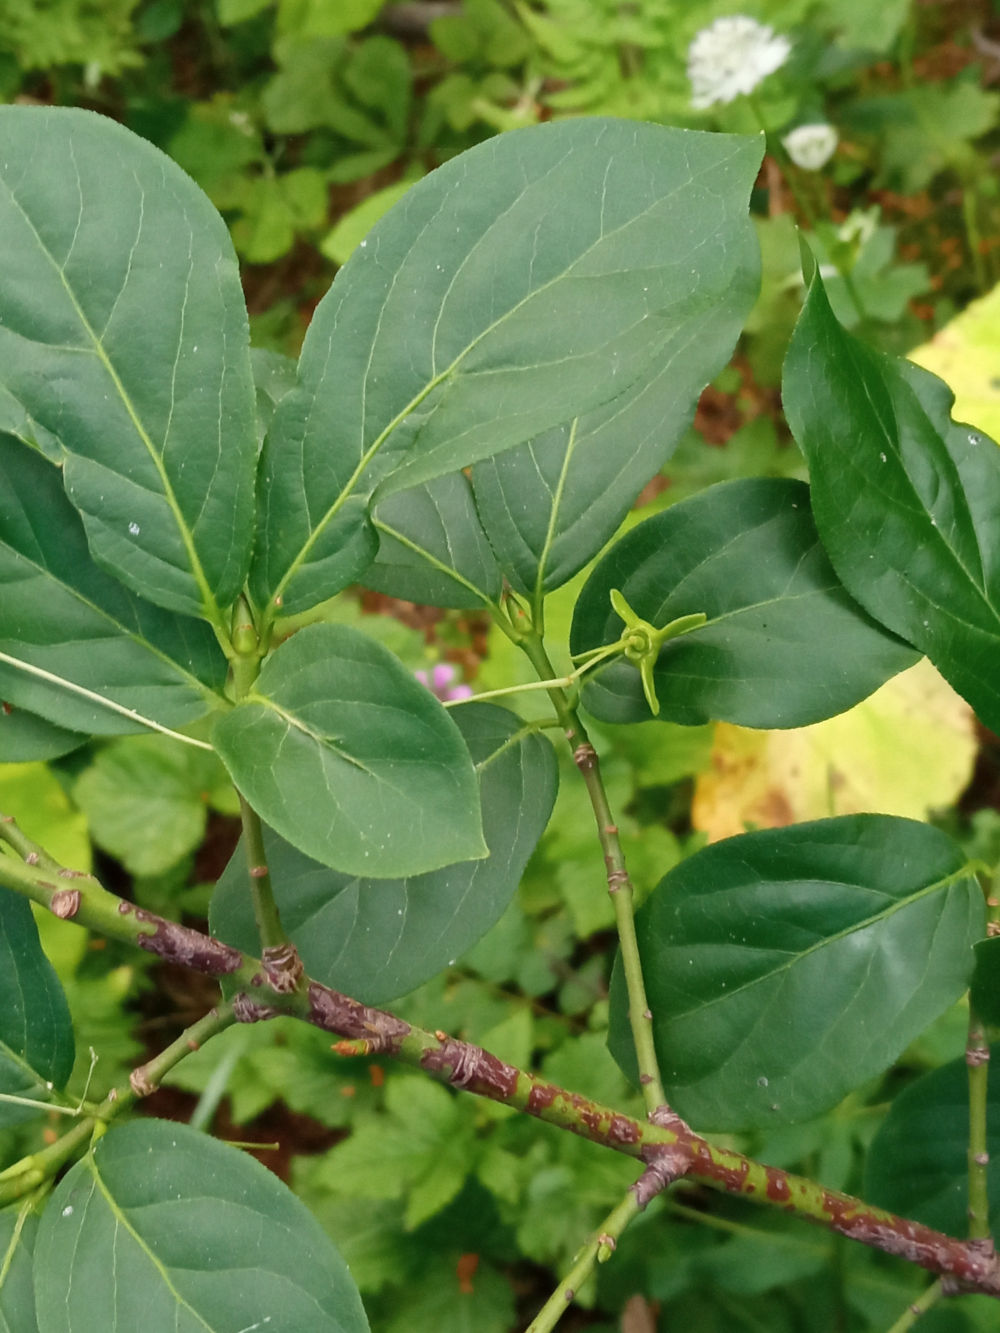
[
  {"left": 809, "top": 321, "right": 1000, "bottom": 625},
  {"left": 270, "top": 147, "right": 739, "bottom": 610},
  {"left": 3, "top": 542, "right": 224, "bottom": 709},
  {"left": 0, "top": 160, "right": 219, "bottom": 623},
  {"left": 667, "top": 864, "right": 972, "bottom": 1020}
]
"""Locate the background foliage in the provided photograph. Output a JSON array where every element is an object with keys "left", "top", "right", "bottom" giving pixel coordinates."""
[{"left": 3, "top": 1, "right": 1000, "bottom": 1328}]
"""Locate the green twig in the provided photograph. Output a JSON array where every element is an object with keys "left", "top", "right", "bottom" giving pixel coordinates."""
[
  {"left": 884, "top": 1281, "right": 944, "bottom": 1333},
  {"left": 0, "top": 1002, "right": 238, "bottom": 1207},
  {"left": 237, "top": 791, "right": 288, "bottom": 952},
  {"left": 526, "top": 1188, "right": 644, "bottom": 1333},
  {"left": 514, "top": 628, "right": 667, "bottom": 1114},
  {"left": 967, "top": 1007, "right": 992, "bottom": 1241},
  {"left": 2, "top": 817, "right": 1000, "bottom": 1297}
]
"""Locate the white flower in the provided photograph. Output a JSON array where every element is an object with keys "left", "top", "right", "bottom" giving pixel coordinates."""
[
  {"left": 837, "top": 207, "right": 878, "bottom": 247},
  {"left": 688, "top": 15, "right": 792, "bottom": 110},
  {"left": 783, "top": 123, "right": 839, "bottom": 171}
]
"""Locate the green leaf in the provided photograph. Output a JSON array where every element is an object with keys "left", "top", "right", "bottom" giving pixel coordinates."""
[
  {"left": 970, "top": 936, "right": 1000, "bottom": 1026},
  {"left": 218, "top": 0, "right": 272, "bottom": 24},
  {"left": 0, "top": 705, "right": 84, "bottom": 763},
  {"left": 231, "top": 168, "right": 329, "bottom": 265},
  {"left": 211, "top": 703, "right": 556, "bottom": 1002},
  {"left": 693, "top": 1212, "right": 829, "bottom": 1297},
  {"left": 362, "top": 474, "right": 503, "bottom": 609},
  {"left": 33, "top": 1118, "right": 370, "bottom": 1331},
  {"left": 0, "top": 889, "right": 74, "bottom": 1127},
  {"left": 0, "top": 1209, "right": 38, "bottom": 1331},
  {"left": 250, "top": 120, "right": 764, "bottom": 617},
  {"left": 381, "top": 1261, "right": 516, "bottom": 1333},
  {"left": 213, "top": 623, "right": 487, "bottom": 877},
  {"left": 468, "top": 133, "right": 761, "bottom": 599},
  {"left": 784, "top": 270, "right": 1000, "bottom": 735},
  {"left": 312, "top": 1077, "right": 477, "bottom": 1230},
  {"left": 73, "top": 736, "right": 234, "bottom": 877},
  {"left": 320, "top": 178, "right": 419, "bottom": 267},
  {"left": 846, "top": 81, "right": 1000, "bottom": 192},
  {"left": 250, "top": 347, "right": 297, "bottom": 447},
  {"left": 864, "top": 1048, "right": 1000, "bottom": 1237},
  {"left": 277, "top": 0, "right": 384, "bottom": 38},
  {"left": 0, "top": 106, "right": 257, "bottom": 620},
  {"left": 0, "top": 437, "right": 227, "bottom": 737},
  {"left": 571, "top": 478, "right": 918, "bottom": 729},
  {"left": 609, "top": 815, "right": 984, "bottom": 1131}
]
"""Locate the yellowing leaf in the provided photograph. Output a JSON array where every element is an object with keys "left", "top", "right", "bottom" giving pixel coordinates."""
[
  {"left": 692, "top": 660, "right": 975, "bottom": 843},
  {"left": 908, "top": 280, "right": 1000, "bottom": 441}
]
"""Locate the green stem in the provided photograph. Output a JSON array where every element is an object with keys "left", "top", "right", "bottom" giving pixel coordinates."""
[
  {"left": 526, "top": 1188, "right": 644, "bottom": 1333},
  {"left": 0, "top": 1002, "right": 238, "bottom": 1207},
  {"left": 967, "top": 1008, "right": 992, "bottom": 1241},
  {"left": 443, "top": 676, "right": 576, "bottom": 707},
  {"left": 960, "top": 184, "right": 988, "bottom": 295},
  {"left": 884, "top": 1281, "right": 943, "bottom": 1333},
  {"left": 2, "top": 816, "right": 1000, "bottom": 1297},
  {"left": 515, "top": 630, "right": 667, "bottom": 1113},
  {"left": 227, "top": 598, "right": 289, "bottom": 954},
  {"left": 0, "top": 1189, "right": 47, "bottom": 1285},
  {"left": 238, "top": 791, "right": 287, "bottom": 951}
]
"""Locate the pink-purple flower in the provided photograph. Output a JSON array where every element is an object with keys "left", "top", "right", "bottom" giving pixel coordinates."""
[{"left": 414, "top": 663, "right": 473, "bottom": 703}]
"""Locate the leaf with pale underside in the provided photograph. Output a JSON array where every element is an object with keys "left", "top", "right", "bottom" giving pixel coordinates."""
[
  {"left": 0, "top": 106, "right": 257, "bottom": 620},
  {"left": 362, "top": 473, "right": 503, "bottom": 609},
  {"left": 468, "top": 159, "right": 761, "bottom": 598},
  {"left": 211, "top": 703, "right": 556, "bottom": 1001},
  {"left": 0, "top": 889, "right": 74, "bottom": 1128},
  {"left": 33, "top": 1119, "right": 370, "bottom": 1332},
  {"left": 213, "top": 623, "right": 486, "bottom": 877},
  {"left": 783, "top": 267, "right": 1000, "bottom": 734},
  {"left": 609, "top": 815, "right": 984, "bottom": 1131},
  {"left": 0, "top": 436, "right": 227, "bottom": 737},
  {"left": 250, "top": 119, "right": 763, "bottom": 616},
  {"left": 571, "top": 479, "right": 918, "bottom": 729}
]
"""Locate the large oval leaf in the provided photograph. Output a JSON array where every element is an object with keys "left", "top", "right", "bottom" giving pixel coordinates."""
[
  {"left": 33, "top": 1118, "right": 370, "bottom": 1332},
  {"left": 250, "top": 119, "right": 764, "bottom": 616},
  {"left": 0, "top": 106, "right": 257, "bottom": 620},
  {"left": 210, "top": 704, "right": 556, "bottom": 1002},
  {"left": 469, "top": 175, "right": 761, "bottom": 600},
  {"left": 783, "top": 268, "right": 1000, "bottom": 734},
  {"left": 0, "top": 889, "right": 74, "bottom": 1127},
  {"left": 609, "top": 816, "right": 984, "bottom": 1131},
  {"left": 864, "top": 1048, "right": 1000, "bottom": 1238},
  {"left": 213, "top": 623, "right": 486, "bottom": 877},
  {"left": 571, "top": 478, "right": 918, "bottom": 728},
  {"left": 0, "top": 436, "right": 227, "bottom": 737}
]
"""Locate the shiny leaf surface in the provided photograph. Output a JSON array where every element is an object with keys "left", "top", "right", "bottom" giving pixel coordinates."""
[
  {"left": 609, "top": 816, "right": 983, "bottom": 1130},
  {"left": 211, "top": 704, "right": 556, "bottom": 1002},
  {"left": 0, "top": 108, "right": 257, "bottom": 620},
  {"left": 213, "top": 624, "right": 486, "bottom": 877},
  {"left": 784, "top": 268, "right": 1000, "bottom": 733},
  {"left": 571, "top": 479, "right": 917, "bottom": 728}
]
